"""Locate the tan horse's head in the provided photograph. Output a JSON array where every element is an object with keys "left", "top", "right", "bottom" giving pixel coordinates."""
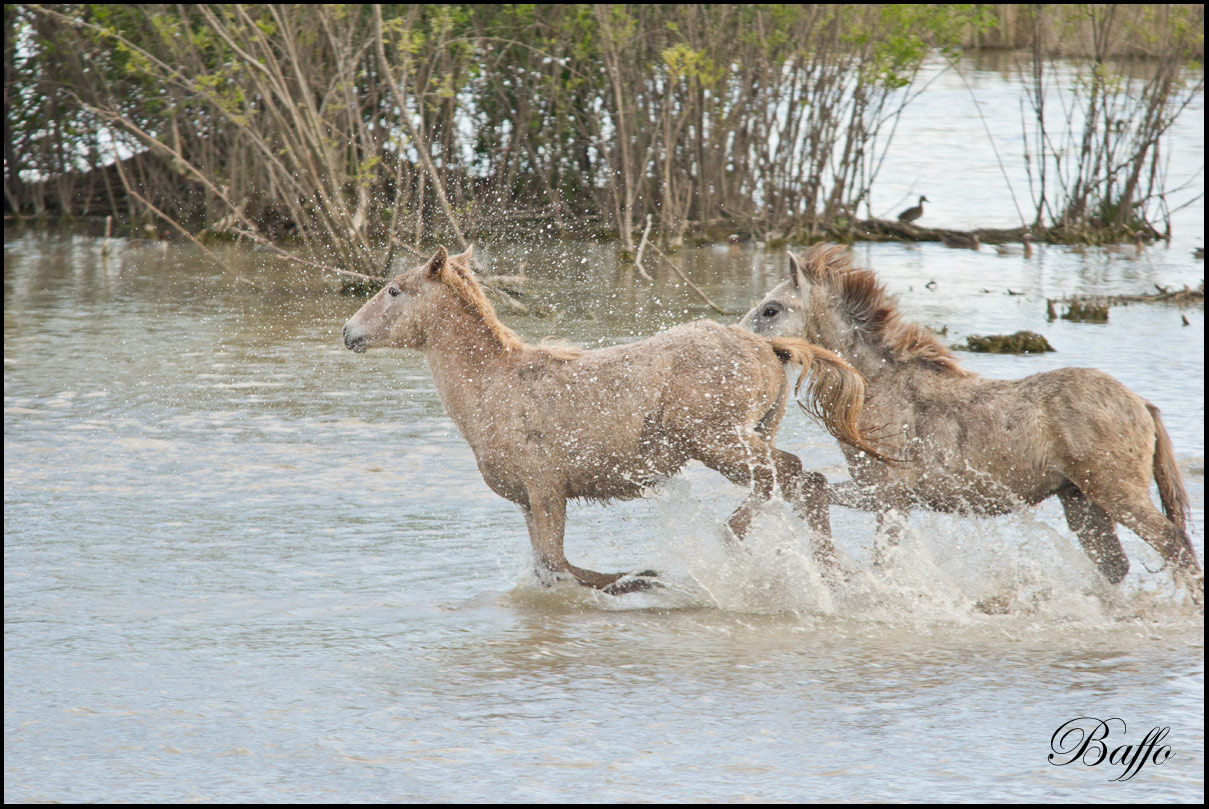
[{"left": 342, "top": 246, "right": 476, "bottom": 352}]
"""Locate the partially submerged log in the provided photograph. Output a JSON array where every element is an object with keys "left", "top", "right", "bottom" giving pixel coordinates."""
[
  {"left": 848, "top": 218, "right": 1163, "bottom": 248},
  {"left": 851, "top": 218, "right": 1031, "bottom": 245},
  {"left": 481, "top": 282, "right": 531, "bottom": 314},
  {"left": 1048, "top": 283, "right": 1203, "bottom": 319},
  {"left": 1102, "top": 283, "right": 1203, "bottom": 305}
]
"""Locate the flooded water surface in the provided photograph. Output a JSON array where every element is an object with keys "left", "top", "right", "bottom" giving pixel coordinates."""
[{"left": 4, "top": 63, "right": 1205, "bottom": 802}]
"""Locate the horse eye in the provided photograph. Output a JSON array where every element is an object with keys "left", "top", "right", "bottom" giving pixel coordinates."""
[
  {"left": 763, "top": 305, "right": 780, "bottom": 318},
  {"left": 388, "top": 286, "right": 400, "bottom": 297}
]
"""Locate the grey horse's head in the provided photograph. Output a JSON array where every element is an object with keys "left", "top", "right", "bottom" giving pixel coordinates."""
[{"left": 741, "top": 251, "right": 818, "bottom": 339}]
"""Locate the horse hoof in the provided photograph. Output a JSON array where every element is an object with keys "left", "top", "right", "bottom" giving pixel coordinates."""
[
  {"left": 1172, "top": 568, "right": 1204, "bottom": 610},
  {"left": 975, "top": 594, "right": 1013, "bottom": 615},
  {"left": 602, "top": 571, "right": 661, "bottom": 596}
]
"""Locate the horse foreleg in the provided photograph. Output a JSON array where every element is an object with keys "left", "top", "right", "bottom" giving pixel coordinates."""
[
  {"left": 1057, "top": 486, "right": 1129, "bottom": 584},
  {"left": 872, "top": 491, "right": 912, "bottom": 567},
  {"left": 522, "top": 490, "right": 655, "bottom": 594},
  {"left": 829, "top": 480, "right": 880, "bottom": 510},
  {"left": 773, "top": 449, "right": 838, "bottom": 568}
]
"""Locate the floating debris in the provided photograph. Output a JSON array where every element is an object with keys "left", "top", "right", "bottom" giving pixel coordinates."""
[
  {"left": 1049, "top": 283, "right": 1203, "bottom": 317},
  {"left": 955, "top": 331, "right": 1056, "bottom": 354},
  {"left": 1059, "top": 300, "right": 1109, "bottom": 323},
  {"left": 1127, "top": 283, "right": 1204, "bottom": 304}
]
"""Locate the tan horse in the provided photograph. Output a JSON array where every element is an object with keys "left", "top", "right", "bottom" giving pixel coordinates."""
[
  {"left": 343, "top": 246, "right": 883, "bottom": 594},
  {"left": 741, "top": 245, "right": 1203, "bottom": 604}
]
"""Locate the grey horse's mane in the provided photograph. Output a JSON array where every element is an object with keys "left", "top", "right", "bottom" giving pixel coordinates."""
[{"left": 798, "top": 245, "right": 974, "bottom": 377}]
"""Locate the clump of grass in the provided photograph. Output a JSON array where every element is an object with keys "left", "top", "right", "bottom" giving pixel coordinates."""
[
  {"left": 955, "top": 330, "right": 1056, "bottom": 353},
  {"left": 1059, "top": 300, "right": 1109, "bottom": 322}
]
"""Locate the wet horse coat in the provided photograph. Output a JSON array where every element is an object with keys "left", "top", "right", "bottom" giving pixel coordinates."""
[
  {"left": 343, "top": 246, "right": 881, "bottom": 593},
  {"left": 742, "top": 245, "right": 1202, "bottom": 603}
]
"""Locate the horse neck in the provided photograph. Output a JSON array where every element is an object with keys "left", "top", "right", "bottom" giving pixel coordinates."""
[
  {"left": 421, "top": 304, "right": 517, "bottom": 427},
  {"left": 819, "top": 311, "right": 933, "bottom": 391},
  {"left": 817, "top": 311, "right": 891, "bottom": 379}
]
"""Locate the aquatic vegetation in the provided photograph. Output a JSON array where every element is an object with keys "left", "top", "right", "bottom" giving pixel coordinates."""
[{"left": 958, "top": 331, "right": 1057, "bottom": 353}]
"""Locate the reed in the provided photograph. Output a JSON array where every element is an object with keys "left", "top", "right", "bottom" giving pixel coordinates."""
[{"left": 7, "top": 4, "right": 988, "bottom": 273}]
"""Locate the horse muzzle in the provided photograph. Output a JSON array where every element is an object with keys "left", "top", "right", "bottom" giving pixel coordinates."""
[{"left": 342, "top": 323, "right": 368, "bottom": 353}]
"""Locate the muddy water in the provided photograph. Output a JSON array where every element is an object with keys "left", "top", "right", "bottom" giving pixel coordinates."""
[{"left": 4, "top": 69, "right": 1205, "bottom": 803}]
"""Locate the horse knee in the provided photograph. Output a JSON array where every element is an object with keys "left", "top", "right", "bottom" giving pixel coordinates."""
[
  {"left": 784, "top": 471, "right": 828, "bottom": 507},
  {"left": 803, "top": 470, "right": 827, "bottom": 491},
  {"left": 774, "top": 450, "right": 821, "bottom": 490}
]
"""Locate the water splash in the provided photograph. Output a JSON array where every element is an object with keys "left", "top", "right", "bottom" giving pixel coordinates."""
[{"left": 503, "top": 475, "right": 1203, "bottom": 633}]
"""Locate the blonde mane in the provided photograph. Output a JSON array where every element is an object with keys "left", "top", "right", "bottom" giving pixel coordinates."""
[
  {"left": 440, "top": 256, "right": 582, "bottom": 361},
  {"left": 798, "top": 245, "right": 972, "bottom": 377}
]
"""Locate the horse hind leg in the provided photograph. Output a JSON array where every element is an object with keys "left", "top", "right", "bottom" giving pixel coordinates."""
[
  {"left": 725, "top": 490, "right": 764, "bottom": 543},
  {"left": 1057, "top": 485, "right": 1129, "bottom": 584},
  {"left": 696, "top": 438, "right": 838, "bottom": 571},
  {"left": 698, "top": 441, "right": 775, "bottom": 542},
  {"left": 1077, "top": 477, "right": 1203, "bottom": 604}
]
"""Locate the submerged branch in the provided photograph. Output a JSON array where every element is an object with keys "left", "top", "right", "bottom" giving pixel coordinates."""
[
  {"left": 648, "top": 244, "right": 732, "bottom": 315},
  {"left": 1052, "top": 283, "right": 1204, "bottom": 309}
]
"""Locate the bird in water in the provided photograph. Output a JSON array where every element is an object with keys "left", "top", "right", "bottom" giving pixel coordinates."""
[
  {"left": 941, "top": 232, "right": 980, "bottom": 250},
  {"left": 128, "top": 223, "right": 169, "bottom": 250},
  {"left": 995, "top": 233, "right": 1033, "bottom": 258},
  {"left": 898, "top": 195, "right": 927, "bottom": 224},
  {"left": 1105, "top": 233, "right": 1145, "bottom": 256}
]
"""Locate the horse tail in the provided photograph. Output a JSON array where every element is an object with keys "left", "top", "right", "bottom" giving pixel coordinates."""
[
  {"left": 1148, "top": 403, "right": 1189, "bottom": 534},
  {"left": 768, "top": 337, "right": 890, "bottom": 465}
]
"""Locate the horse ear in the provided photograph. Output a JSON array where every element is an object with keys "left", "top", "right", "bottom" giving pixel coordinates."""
[
  {"left": 788, "top": 252, "right": 807, "bottom": 288},
  {"left": 449, "top": 244, "right": 474, "bottom": 276},
  {"left": 427, "top": 246, "right": 448, "bottom": 278}
]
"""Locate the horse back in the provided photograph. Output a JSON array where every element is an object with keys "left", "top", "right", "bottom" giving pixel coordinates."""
[
  {"left": 1028, "top": 366, "right": 1176, "bottom": 493},
  {"left": 1029, "top": 366, "right": 1157, "bottom": 458},
  {"left": 468, "top": 321, "right": 786, "bottom": 502},
  {"left": 853, "top": 366, "right": 1161, "bottom": 511}
]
